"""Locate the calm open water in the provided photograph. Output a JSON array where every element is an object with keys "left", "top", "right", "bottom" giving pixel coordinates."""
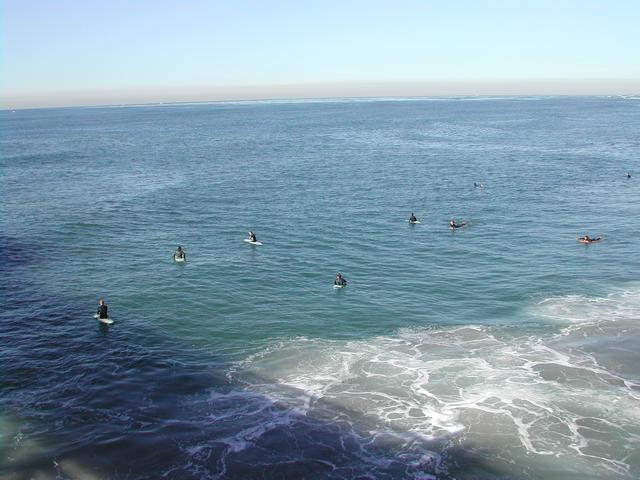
[{"left": 1, "top": 97, "right": 639, "bottom": 479}]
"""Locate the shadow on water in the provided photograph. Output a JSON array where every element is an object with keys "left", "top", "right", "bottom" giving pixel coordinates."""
[
  {"left": 0, "top": 351, "right": 513, "bottom": 480},
  {"left": 0, "top": 239, "right": 517, "bottom": 480}
]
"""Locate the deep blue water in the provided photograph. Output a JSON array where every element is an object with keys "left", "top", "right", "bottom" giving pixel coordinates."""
[{"left": 1, "top": 97, "right": 639, "bottom": 479}]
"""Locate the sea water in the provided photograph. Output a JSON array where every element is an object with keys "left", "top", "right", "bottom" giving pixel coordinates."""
[{"left": 1, "top": 97, "right": 639, "bottom": 479}]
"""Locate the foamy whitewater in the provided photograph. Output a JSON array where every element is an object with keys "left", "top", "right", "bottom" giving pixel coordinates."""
[
  {"left": 1, "top": 97, "right": 639, "bottom": 479},
  {"left": 231, "top": 289, "right": 640, "bottom": 478}
]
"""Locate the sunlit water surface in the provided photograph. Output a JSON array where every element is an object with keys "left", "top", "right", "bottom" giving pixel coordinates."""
[{"left": 2, "top": 97, "right": 639, "bottom": 479}]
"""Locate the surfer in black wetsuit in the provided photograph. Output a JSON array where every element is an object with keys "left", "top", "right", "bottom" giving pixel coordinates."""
[
  {"left": 627, "top": 172, "right": 632, "bottom": 178},
  {"left": 334, "top": 273, "right": 347, "bottom": 286},
  {"left": 409, "top": 213, "right": 417, "bottom": 223},
  {"left": 450, "top": 218, "right": 467, "bottom": 229},
  {"left": 248, "top": 231, "right": 257, "bottom": 243},
  {"left": 175, "top": 245, "right": 186, "bottom": 260},
  {"left": 97, "top": 298, "right": 108, "bottom": 319},
  {"left": 578, "top": 235, "right": 601, "bottom": 243}
]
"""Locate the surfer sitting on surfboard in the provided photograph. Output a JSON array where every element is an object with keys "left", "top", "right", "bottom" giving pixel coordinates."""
[
  {"left": 97, "top": 298, "right": 109, "bottom": 320},
  {"left": 334, "top": 273, "right": 347, "bottom": 286},
  {"left": 409, "top": 213, "right": 418, "bottom": 223},
  {"left": 247, "top": 231, "right": 257, "bottom": 243},
  {"left": 175, "top": 245, "right": 186, "bottom": 260}
]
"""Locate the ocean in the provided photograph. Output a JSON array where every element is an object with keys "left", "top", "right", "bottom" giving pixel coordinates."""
[{"left": 1, "top": 96, "right": 639, "bottom": 479}]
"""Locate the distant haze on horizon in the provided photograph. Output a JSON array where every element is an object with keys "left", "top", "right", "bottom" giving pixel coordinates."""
[
  {"left": 4, "top": 80, "right": 640, "bottom": 110},
  {"left": 2, "top": 0, "right": 639, "bottom": 109}
]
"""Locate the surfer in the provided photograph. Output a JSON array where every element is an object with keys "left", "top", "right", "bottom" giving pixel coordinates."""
[
  {"left": 174, "top": 245, "right": 186, "bottom": 260},
  {"left": 247, "top": 231, "right": 257, "bottom": 243},
  {"left": 334, "top": 273, "right": 347, "bottom": 286},
  {"left": 578, "top": 235, "right": 602, "bottom": 243},
  {"left": 450, "top": 219, "right": 463, "bottom": 229},
  {"left": 409, "top": 213, "right": 418, "bottom": 223},
  {"left": 627, "top": 172, "right": 631, "bottom": 178},
  {"left": 97, "top": 298, "right": 109, "bottom": 319}
]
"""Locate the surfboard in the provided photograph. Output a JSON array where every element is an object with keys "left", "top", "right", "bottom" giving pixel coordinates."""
[
  {"left": 408, "top": 220, "right": 421, "bottom": 224},
  {"left": 174, "top": 255, "right": 185, "bottom": 262},
  {"left": 244, "top": 239, "right": 263, "bottom": 246},
  {"left": 333, "top": 284, "right": 346, "bottom": 289},
  {"left": 93, "top": 314, "right": 114, "bottom": 325}
]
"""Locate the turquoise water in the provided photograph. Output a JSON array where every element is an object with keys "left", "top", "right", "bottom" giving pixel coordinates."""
[{"left": 2, "top": 97, "right": 639, "bottom": 479}]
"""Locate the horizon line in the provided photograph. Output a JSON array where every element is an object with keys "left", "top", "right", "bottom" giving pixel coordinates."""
[
  {"left": 4, "top": 94, "right": 640, "bottom": 113},
  {"left": 2, "top": 79, "right": 640, "bottom": 111}
]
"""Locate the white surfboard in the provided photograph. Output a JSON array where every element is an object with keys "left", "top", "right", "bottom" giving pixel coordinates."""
[
  {"left": 333, "top": 284, "right": 346, "bottom": 289},
  {"left": 244, "top": 239, "right": 263, "bottom": 246},
  {"left": 94, "top": 314, "right": 114, "bottom": 325},
  {"left": 408, "top": 220, "right": 421, "bottom": 224},
  {"left": 174, "top": 255, "right": 185, "bottom": 262}
]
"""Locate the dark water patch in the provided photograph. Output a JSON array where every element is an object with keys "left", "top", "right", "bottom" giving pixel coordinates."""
[
  {"left": 1, "top": 349, "right": 452, "bottom": 479},
  {"left": 0, "top": 236, "right": 48, "bottom": 273},
  {"left": 0, "top": 288, "right": 503, "bottom": 480}
]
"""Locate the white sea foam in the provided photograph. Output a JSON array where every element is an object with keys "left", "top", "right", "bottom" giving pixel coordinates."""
[
  {"left": 227, "top": 287, "right": 640, "bottom": 479},
  {"left": 534, "top": 287, "right": 640, "bottom": 325}
]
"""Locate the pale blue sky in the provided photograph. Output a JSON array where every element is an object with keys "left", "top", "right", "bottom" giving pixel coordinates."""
[{"left": 2, "top": 0, "right": 639, "bottom": 107}]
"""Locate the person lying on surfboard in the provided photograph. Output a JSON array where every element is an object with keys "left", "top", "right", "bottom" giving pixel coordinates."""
[
  {"left": 577, "top": 235, "right": 602, "bottom": 243},
  {"left": 97, "top": 298, "right": 109, "bottom": 319},
  {"left": 174, "top": 245, "right": 186, "bottom": 260},
  {"left": 247, "top": 231, "right": 257, "bottom": 243},
  {"left": 450, "top": 219, "right": 465, "bottom": 229},
  {"left": 334, "top": 273, "right": 347, "bottom": 286}
]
